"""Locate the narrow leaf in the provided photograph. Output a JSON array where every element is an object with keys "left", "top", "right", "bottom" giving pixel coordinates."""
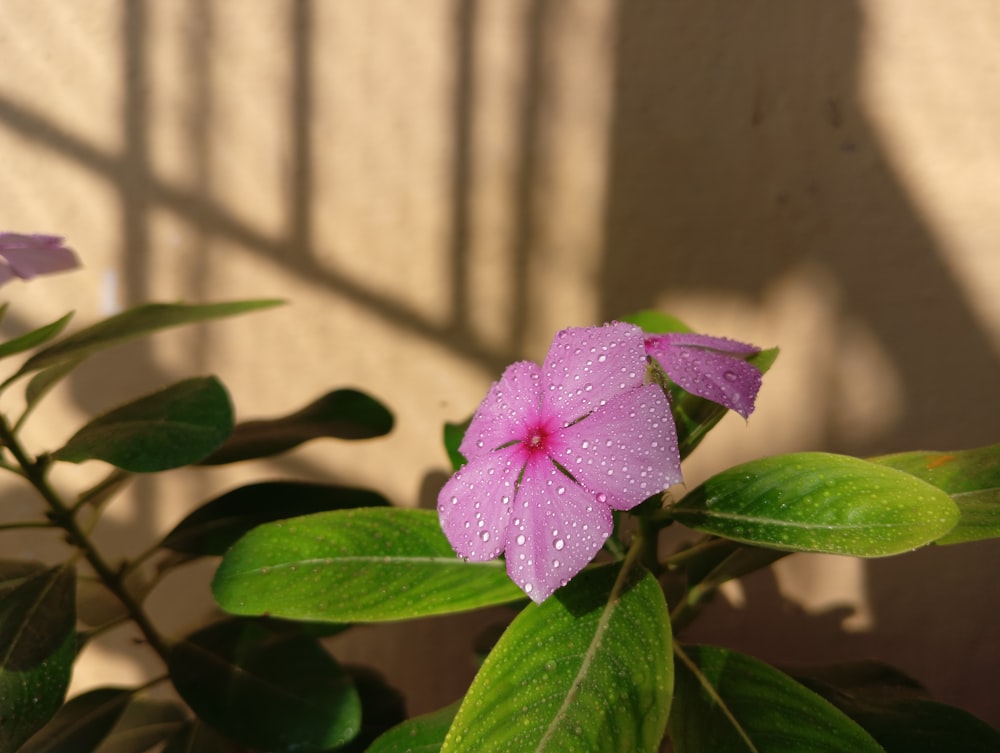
[
  {"left": 367, "top": 703, "right": 459, "bottom": 753},
  {"left": 441, "top": 562, "right": 673, "bottom": 753},
  {"left": 169, "top": 618, "right": 360, "bottom": 753},
  {"left": 17, "top": 300, "right": 283, "bottom": 375},
  {"left": 669, "top": 645, "right": 884, "bottom": 752},
  {"left": 873, "top": 444, "right": 1000, "bottom": 545},
  {"left": 213, "top": 508, "right": 525, "bottom": 622},
  {"left": 199, "top": 389, "right": 393, "bottom": 465},
  {"left": 93, "top": 699, "right": 187, "bottom": 753},
  {"left": 443, "top": 418, "right": 471, "bottom": 472},
  {"left": 621, "top": 310, "right": 693, "bottom": 334},
  {"left": 52, "top": 377, "right": 233, "bottom": 472},
  {"left": 21, "top": 358, "right": 84, "bottom": 423},
  {"left": 668, "top": 452, "right": 959, "bottom": 556},
  {"left": 162, "top": 721, "right": 240, "bottom": 753},
  {"left": 0, "top": 563, "right": 76, "bottom": 753},
  {"left": 161, "top": 481, "right": 390, "bottom": 556},
  {"left": 18, "top": 688, "right": 132, "bottom": 753},
  {"left": 0, "top": 312, "right": 73, "bottom": 360}
]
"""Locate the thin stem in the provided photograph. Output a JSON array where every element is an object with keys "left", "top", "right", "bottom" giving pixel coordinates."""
[
  {"left": 0, "top": 519, "right": 56, "bottom": 532},
  {"left": 661, "top": 535, "right": 730, "bottom": 570},
  {"left": 0, "top": 416, "right": 171, "bottom": 662}
]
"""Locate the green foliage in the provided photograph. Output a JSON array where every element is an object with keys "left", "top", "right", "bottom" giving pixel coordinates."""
[
  {"left": 53, "top": 377, "right": 234, "bottom": 472},
  {"left": 17, "top": 688, "right": 132, "bottom": 753},
  {"left": 441, "top": 563, "right": 673, "bottom": 753},
  {"left": 212, "top": 508, "right": 525, "bottom": 622},
  {"left": 367, "top": 704, "right": 459, "bottom": 753},
  {"left": 668, "top": 452, "right": 959, "bottom": 556},
  {"left": 0, "top": 313, "right": 73, "bottom": 362}
]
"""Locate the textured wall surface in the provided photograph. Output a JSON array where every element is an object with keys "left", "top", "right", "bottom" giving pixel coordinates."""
[{"left": 1, "top": 0, "right": 998, "bottom": 725}]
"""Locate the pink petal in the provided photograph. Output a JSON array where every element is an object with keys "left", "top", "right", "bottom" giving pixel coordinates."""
[
  {"left": 554, "top": 384, "right": 681, "bottom": 510},
  {"left": 646, "top": 334, "right": 762, "bottom": 419},
  {"left": 0, "top": 233, "right": 79, "bottom": 282},
  {"left": 458, "top": 361, "right": 542, "bottom": 461},
  {"left": 541, "top": 322, "right": 647, "bottom": 425},
  {"left": 504, "top": 453, "right": 613, "bottom": 603},
  {"left": 438, "top": 443, "right": 527, "bottom": 561}
]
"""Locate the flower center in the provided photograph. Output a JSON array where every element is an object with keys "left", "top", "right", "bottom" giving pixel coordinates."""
[{"left": 525, "top": 426, "right": 549, "bottom": 454}]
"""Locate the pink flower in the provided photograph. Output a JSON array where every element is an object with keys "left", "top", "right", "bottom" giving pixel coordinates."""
[
  {"left": 0, "top": 233, "right": 79, "bottom": 286},
  {"left": 438, "top": 322, "right": 681, "bottom": 602},
  {"left": 644, "top": 332, "right": 762, "bottom": 418}
]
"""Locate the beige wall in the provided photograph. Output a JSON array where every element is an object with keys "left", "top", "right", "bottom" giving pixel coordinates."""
[{"left": 1, "top": 0, "right": 998, "bottom": 724}]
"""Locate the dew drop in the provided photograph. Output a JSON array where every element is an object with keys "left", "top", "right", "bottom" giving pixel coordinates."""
[
  {"left": 554, "top": 538, "right": 565, "bottom": 551},
  {"left": 480, "top": 531, "right": 490, "bottom": 543},
  {"left": 723, "top": 370, "right": 737, "bottom": 382},
  {"left": 524, "top": 582, "right": 533, "bottom": 594},
  {"left": 516, "top": 534, "right": 526, "bottom": 545}
]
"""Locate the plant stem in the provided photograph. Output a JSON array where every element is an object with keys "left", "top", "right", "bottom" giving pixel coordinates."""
[
  {"left": 0, "top": 416, "right": 171, "bottom": 662},
  {"left": 0, "top": 519, "right": 56, "bottom": 531}
]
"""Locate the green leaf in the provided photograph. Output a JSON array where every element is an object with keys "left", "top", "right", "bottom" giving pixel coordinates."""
[
  {"left": 793, "top": 666, "right": 1000, "bottom": 753},
  {"left": 443, "top": 418, "right": 471, "bottom": 472},
  {"left": 162, "top": 721, "right": 240, "bottom": 753},
  {"left": 337, "top": 665, "right": 407, "bottom": 753},
  {"left": 0, "top": 312, "right": 73, "bottom": 361},
  {"left": 0, "top": 563, "right": 76, "bottom": 753},
  {"left": 52, "top": 377, "right": 233, "bottom": 472},
  {"left": 367, "top": 703, "right": 459, "bottom": 753},
  {"left": 16, "top": 300, "right": 283, "bottom": 376},
  {"left": 668, "top": 452, "right": 959, "bottom": 556},
  {"left": 160, "top": 481, "right": 391, "bottom": 556},
  {"left": 213, "top": 508, "right": 525, "bottom": 622},
  {"left": 621, "top": 310, "right": 693, "bottom": 334},
  {"left": 199, "top": 388, "right": 393, "bottom": 465},
  {"left": 21, "top": 358, "right": 84, "bottom": 424},
  {"left": 93, "top": 699, "right": 187, "bottom": 753},
  {"left": 18, "top": 688, "right": 132, "bottom": 753},
  {"left": 168, "top": 618, "right": 360, "bottom": 753},
  {"left": 872, "top": 444, "right": 1000, "bottom": 545},
  {"left": 670, "top": 645, "right": 885, "bottom": 753},
  {"left": 441, "top": 562, "right": 673, "bottom": 753}
]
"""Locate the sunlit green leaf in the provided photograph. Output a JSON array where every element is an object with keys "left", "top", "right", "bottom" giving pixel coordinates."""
[
  {"left": 0, "top": 563, "right": 76, "bottom": 753},
  {"left": 169, "top": 618, "right": 360, "bottom": 753},
  {"left": 621, "top": 310, "right": 692, "bottom": 334},
  {"left": 160, "top": 481, "right": 391, "bottom": 556},
  {"left": 670, "top": 645, "right": 884, "bottom": 752},
  {"left": 668, "top": 452, "right": 958, "bottom": 556},
  {"left": 199, "top": 388, "right": 393, "bottom": 465},
  {"left": 52, "top": 377, "right": 233, "bottom": 472},
  {"left": 367, "top": 703, "right": 459, "bottom": 753},
  {"left": 873, "top": 444, "right": 1000, "bottom": 545},
  {"left": 213, "top": 508, "right": 524, "bottom": 622},
  {"left": 17, "top": 300, "right": 283, "bottom": 376},
  {"left": 0, "top": 312, "right": 73, "bottom": 361},
  {"left": 441, "top": 563, "right": 672, "bottom": 753},
  {"left": 18, "top": 688, "right": 132, "bottom": 753}
]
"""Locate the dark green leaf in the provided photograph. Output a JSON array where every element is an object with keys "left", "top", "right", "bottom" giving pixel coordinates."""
[
  {"left": 169, "top": 618, "right": 360, "bottom": 753},
  {"left": 17, "top": 300, "right": 283, "bottom": 375},
  {"left": 872, "top": 444, "right": 1000, "bottom": 545},
  {"left": 367, "top": 703, "right": 459, "bottom": 753},
  {"left": 18, "top": 688, "right": 132, "bottom": 753},
  {"left": 441, "top": 562, "right": 673, "bottom": 753},
  {"left": 161, "top": 481, "right": 391, "bottom": 556},
  {"left": 443, "top": 418, "right": 471, "bottom": 472},
  {"left": 199, "top": 389, "right": 393, "bottom": 465},
  {"left": 668, "top": 452, "right": 959, "bottom": 556},
  {"left": 793, "top": 667, "right": 1000, "bottom": 753},
  {"left": 52, "top": 377, "right": 233, "bottom": 472},
  {"left": 213, "top": 508, "right": 525, "bottom": 622},
  {"left": 21, "top": 358, "right": 84, "bottom": 422},
  {"left": 162, "top": 721, "right": 240, "bottom": 753},
  {"left": 336, "top": 665, "right": 407, "bottom": 753},
  {"left": 0, "top": 563, "right": 76, "bottom": 753},
  {"left": 0, "top": 313, "right": 73, "bottom": 361},
  {"left": 93, "top": 699, "right": 187, "bottom": 753},
  {"left": 670, "top": 645, "right": 884, "bottom": 752}
]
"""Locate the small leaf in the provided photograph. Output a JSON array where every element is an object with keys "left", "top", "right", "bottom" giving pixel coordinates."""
[
  {"left": 668, "top": 452, "right": 959, "bottom": 556},
  {"left": 160, "top": 481, "right": 391, "bottom": 556},
  {"left": 93, "top": 699, "right": 187, "bottom": 753},
  {"left": 21, "top": 358, "right": 84, "bottom": 422},
  {"left": 621, "top": 310, "right": 693, "bottom": 334},
  {"left": 199, "top": 388, "right": 393, "bottom": 465},
  {"left": 670, "top": 645, "right": 884, "bottom": 752},
  {"left": 793, "top": 667, "right": 1000, "bottom": 753},
  {"left": 52, "top": 377, "right": 233, "bottom": 472},
  {"left": 212, "top": 508, "right": 525, "bottom": 622},
  {"left": 0, "top": 312, "right": 73, "bottom": 361},
  {"left": 441, "top": 562, "right": 673, "bottom": 753},
  {"left": 17, "top": 300, "right": 283, "bottom": 376},
  {"left": 873, "top": 444, "right": 1000, "bottom": 545},
  {"left": 366, "top": 703, "right": 459, "bottom": 753},
  {"left": 443, "top": 418, "right": 471, "bottom": 472},
  {"left": 0, "top": 563, "right": 76, "bottom": 753},
  {"left": 162, "top": 721, "right": 240, "bottom": 753},
  {"left": 18, "top": 688, "right": 132, "bottom": 753},
  {"left": 169, "top": 618, "right": 360, "bottom": 753},
  {"left": 337, "top": 665, "right": 407, "bottom": 753}
]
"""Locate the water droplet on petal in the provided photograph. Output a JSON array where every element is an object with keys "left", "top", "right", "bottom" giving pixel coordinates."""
[
  {"left": 554, "top": 538, "right": 565, "bottom": 551},
  {"left": 524, "top": 582, "right": 533, "bottom": 594},
  {"left": 516, "top": 534, "right": 526, "bottom": 545}
]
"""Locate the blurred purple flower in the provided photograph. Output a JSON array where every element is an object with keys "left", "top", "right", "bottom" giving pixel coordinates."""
[
  {"left": 438, "top": 322, "right": 681, "bottom": 603},
  {"left": 644, "top": 332, "right": 762, "bottom": 418},
  {"left": 0, "top": 233, "right": 79, "bottom": 286}
]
